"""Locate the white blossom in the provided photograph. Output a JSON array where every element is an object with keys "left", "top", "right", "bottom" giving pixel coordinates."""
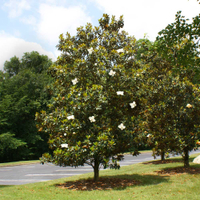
[
  {"left": 96, "top": 106, "right": 102, "bottom": 110},
  {"left": 61, "top": 144, "right": 68, "bottom": 148},
  {"left": 88, "top": 48, "right": 93, "bottom": 54},
  {"left": 128, "top": 55, "right": 135, "bottom": 60},
  {"left": 147, "top": 134, "right": 151, "bottom": 138},
  {"left": 116, "top": 91, "right": 124, "bottom": 95},
  {"left": 67, "top": 115, "right": 75, "bottom": 120},
  {"left": 130, "top": 101, "right": 137, "bottom": 108},
  {"left": 118, "top": 123, "right": 126, "bottom": 130},
  {"left": 64, "top": 133, "right": 67, "bottom": 136},
  {"left": 117, "top": 48, "right": 124, "bottom": 53},
  {"left": 109, "top": 70, "right": 116, "bottom": 76},
  {"left": 72, "top": 78, "right": 78, "bottom": 85},
  {"left": 89, "top": 116, "right": 96, "bottom": 122},
  {"left": 186, "top": 103, "right": 193, "bottom": 108}
]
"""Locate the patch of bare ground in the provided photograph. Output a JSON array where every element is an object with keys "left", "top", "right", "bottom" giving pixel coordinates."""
[
  {"left": 156, "top": 167, "right": 200, "bottom": 175},
  {"left": 143, "top": 159, "right": 182, "bottom": 165},
  {"left": 56, "top": 178, "right": 141, "bottom": 191}
]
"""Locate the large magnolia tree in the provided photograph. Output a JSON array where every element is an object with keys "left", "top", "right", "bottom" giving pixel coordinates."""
[{"left": 36, "top": 14, "right": 146, "bottom": 181}]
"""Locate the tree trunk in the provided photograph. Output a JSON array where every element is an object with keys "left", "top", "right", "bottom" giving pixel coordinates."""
[
  {"left": 93, "top": 158, "right": 99, "bottom": 182},
  {"left": 183, "top": 149, "right": 190, "bottom": 168},
  {"left": 161, "top": 149, "right": 165, "bottom": 161}
]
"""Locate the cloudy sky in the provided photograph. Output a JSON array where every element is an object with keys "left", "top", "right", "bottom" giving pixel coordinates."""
[{"left": 0, "top": 0, "right": 199, "bottom": 70}]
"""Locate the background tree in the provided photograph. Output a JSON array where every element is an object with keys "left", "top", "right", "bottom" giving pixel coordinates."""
[
  {"left": 36, "top": 14, "right": 146, "bottom": 181},
  {"left": 0, "top": 51, "right": 53, "bottom": 162},
  {"left": 156, "top": 11, "right": 200, "bottom": 84},
  {"left": 144, "top": 71, "right": 200, "bottom": 166},
  {"left": 142, "top": 12, "right": 200, "bottom": 165}
]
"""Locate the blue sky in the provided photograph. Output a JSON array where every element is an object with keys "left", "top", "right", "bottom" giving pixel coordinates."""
[{"left": 0, "top": 0, "right": 199, "bottom": 70}]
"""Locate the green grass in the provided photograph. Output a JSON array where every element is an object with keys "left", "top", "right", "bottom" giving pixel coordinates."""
[
  {"left": 0, "top": 160, "right": 39, "bottom": 167},
  {"left": 0, "top": 154, "right": 200, "bottom": 200}
]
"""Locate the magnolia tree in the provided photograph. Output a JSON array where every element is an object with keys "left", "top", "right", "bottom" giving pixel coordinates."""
[
  {"left": 135, "top": 39, "right": 176, "bottom": 160},
  {"left": 145, "top": 73, "right": 200, "bottom": 167},
  {"left": 36, "top": 14, "right": 145, "bottom": 181},
  {"left": 138, "top": 11, "right": 200, "bottom": 165}
]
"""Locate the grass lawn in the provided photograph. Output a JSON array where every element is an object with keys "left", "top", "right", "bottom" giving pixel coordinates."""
[
  {"left": 0, "top": 153, "right": 200, "bottom": 200},
  {"left": 0, "top": 160, "right": 40, "bottom": 167}
]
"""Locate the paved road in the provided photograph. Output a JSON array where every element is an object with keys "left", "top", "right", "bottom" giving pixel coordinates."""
[{"left": 0, "top": 150, "right": 199, "bottom": 185}]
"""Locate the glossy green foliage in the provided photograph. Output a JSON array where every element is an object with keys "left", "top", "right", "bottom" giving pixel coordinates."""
[{"left": 156, "top": 11, "right": 200, "bottom": 84}]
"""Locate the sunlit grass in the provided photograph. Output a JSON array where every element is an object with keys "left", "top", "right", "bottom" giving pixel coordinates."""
[{"left": 0, "top": 160, "right": 39, "bottom": 167}]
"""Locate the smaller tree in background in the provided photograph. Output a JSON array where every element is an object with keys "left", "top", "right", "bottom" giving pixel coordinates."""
[
  {"left": 144, "top": 73, "right": 200, "bottom": 166},
  {"left": 142, "top": 11, "right": 200, "bottom": 165}
]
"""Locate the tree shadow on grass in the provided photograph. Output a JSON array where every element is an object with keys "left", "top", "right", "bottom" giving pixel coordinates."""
[
  {"left": 0, "top": 185, "right": 12, "bottom": 188},
  {"left": 142, "top": 156, "right": 200, "bottom": 175},
  {"left": 55, "top": 173, "right": 169, "bottom": 191}
]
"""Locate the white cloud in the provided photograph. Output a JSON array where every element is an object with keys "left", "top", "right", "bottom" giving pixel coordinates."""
[
  {"left": 92, "top": 0, "right": 200, "bottom": 41},
  {"left": 20, "top": 15, "right": 37, "bottom": 25},
  {"left": 37, "top": 4, "right": 91, "bottom": 45},
  {"left": 3, "top": 0, "right": 31, "bottom": 18},
  {"left": 0, "top": 31, "right": 55, "bottom": 71}
]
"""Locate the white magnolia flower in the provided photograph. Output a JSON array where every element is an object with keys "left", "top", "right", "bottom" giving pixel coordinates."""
[
  {"left": 61, "top": 143, "right": 68, "bottom": 148},
  {"left": 128, "top": 55, "right": 135, "bottom": 60},
  {"left": 72, "top": 78, "right": 78, "bottom": 85},
  {"left": 117, "top": 48, "right": 124, "bottom": 53},
  {"left": 116, "top": 91, "right": 124, "bottom": 95},
  {"left": 96, "top": 106, "right": 102, "bottom": 110},
  {"left": 130, "top": 101, "right": 137, "bottom": 108},
  {"left": 109, "top": 70, "right": 116, "bottom": 76},
  {"left": 67, "top": 115, "right": 75, "bottom": 120},
  {"left": 118, "top": 123, "right": 126, "bottom": 130},
  {"left": 147, "top": 134, "right": 151, "bottom": 138},
  {"left": 89, "top": 116, "right": 96, "bottom": 122},
  {"left": 88, "top": 48, "right": 93, "bottom": 54},
  {"left": 186, "top": 103, "right": 193, "bottom": 108}
]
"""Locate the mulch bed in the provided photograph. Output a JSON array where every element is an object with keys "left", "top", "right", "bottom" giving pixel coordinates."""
[
  {"left": 143, "top": 159, "right": 182, "bottom": 165},
  {"left": 156, "top": 166, "right": 200, "bottom": 175},
  {"left": 56, "top": 178, "right": 141, "bottom": 191}
]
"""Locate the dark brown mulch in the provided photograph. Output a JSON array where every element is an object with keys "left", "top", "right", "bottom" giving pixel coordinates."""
[
  {"left": 143, "top": 159, "right": 182, "bottom": 165},
  {"left": 56, "top": 178, "right": 141, "bottom": 191},
  {"left": 156, "top": 167, "right": 200, "bottom": 175}
]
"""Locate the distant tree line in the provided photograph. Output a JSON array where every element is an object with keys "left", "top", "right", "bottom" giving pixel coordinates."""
[{"left": 0, "top": 51, "right": 53, "bottom": 162}]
